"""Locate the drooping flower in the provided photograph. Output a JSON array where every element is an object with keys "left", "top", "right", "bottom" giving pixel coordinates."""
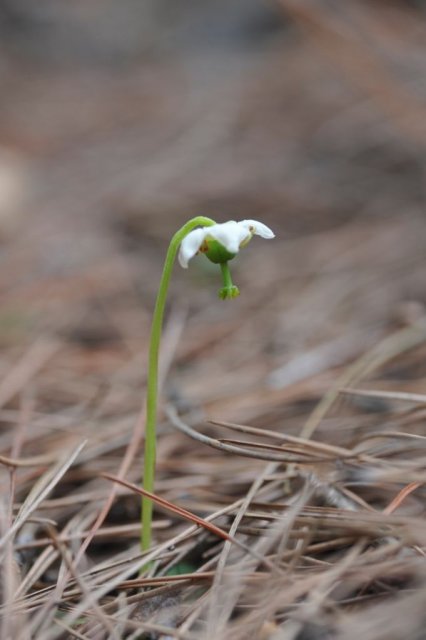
[{"left": 178, "top": 219, "right": 275, "bottom": 269}]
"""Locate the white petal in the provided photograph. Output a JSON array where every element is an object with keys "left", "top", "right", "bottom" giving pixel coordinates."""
[
  {"left": 208, "top": 221, "right": 250, "bottom": 254},
  {"left": 178, "top": 228, "right": 207, "bottom": 268},
  {"left": 239, "top": 219, "right": 275, "bottom": 239}
]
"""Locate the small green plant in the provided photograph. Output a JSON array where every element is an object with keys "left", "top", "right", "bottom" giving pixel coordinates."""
[{"left": 141, "top": 217, "right": 275, "bottom": 552}]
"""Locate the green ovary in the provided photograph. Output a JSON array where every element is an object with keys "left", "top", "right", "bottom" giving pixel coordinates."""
[{"left": 204, "top": 239, "right": 237, "bottom": 264}]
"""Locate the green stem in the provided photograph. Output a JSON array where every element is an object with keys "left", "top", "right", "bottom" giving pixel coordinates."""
[
  {"left": 220, "top": 262, "right": 233, "bottom": 289},
  {"left": 219, "top": 262, "right": 240, "bottom": 300},
  {"left": 141, "top": 216, "right": 216, "bottom": 553}
]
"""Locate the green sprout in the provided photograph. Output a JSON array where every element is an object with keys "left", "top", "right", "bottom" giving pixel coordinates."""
[{"left": 141, "top": 217, "right": 275, "bottom": 553}]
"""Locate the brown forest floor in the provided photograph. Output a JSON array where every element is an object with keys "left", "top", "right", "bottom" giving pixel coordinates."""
[{"left": 0, "top": 1, "right": 425, "bottom": 639}]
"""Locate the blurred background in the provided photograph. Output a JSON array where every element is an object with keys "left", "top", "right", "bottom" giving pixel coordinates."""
[{"left": 0, "top": 0, "right": 425, "bottom": 425}]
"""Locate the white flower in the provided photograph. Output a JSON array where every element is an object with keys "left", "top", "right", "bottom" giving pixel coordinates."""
[{"left": 178, "top": 219, "right": 275, "bottom": 268}]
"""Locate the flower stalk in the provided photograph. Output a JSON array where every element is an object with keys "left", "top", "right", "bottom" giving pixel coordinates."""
[
  {"left": 219, "top": 263, "right": 240, "bottom": 299},
  {"left": 142, "top": 216, "right": 215, "bottom": 552}
]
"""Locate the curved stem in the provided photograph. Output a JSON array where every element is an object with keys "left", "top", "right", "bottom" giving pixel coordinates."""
[{"left": 142, "top": 216, "right": 216, "bottom": 553}]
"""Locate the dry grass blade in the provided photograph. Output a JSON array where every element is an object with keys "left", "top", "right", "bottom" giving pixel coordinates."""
[
  {"left": 341, "top": 387, "right": 426, "bottom": 405},
  {"left": 0, "top": 452, "right": 57, "bottom": 468},
  {"left": 218, "top": 437, "right": 346, "bottom": 463},
  {"left": 209, "top": 419, "right": 355, "bottom": 458},
  {"left": 168, "top": 406, "right": 315, "bottom": 463},
  {"left": 0, "top": 440, "right": 87, "bottom": 552},
  {"left": 102, "top": 472, "right": 234, "bottom": 543},
  {"left": 384, "top": 482, "right": 422, "bottom": 515}
]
